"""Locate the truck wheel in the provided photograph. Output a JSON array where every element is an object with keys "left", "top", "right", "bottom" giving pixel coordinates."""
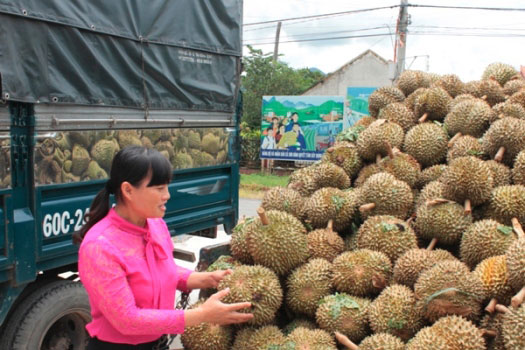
[{"left": 11, "top": 280, "right": 91, "bottom": 350}]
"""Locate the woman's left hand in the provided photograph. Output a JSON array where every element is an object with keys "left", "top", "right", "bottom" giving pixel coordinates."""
[{"left": 187, "top": 269, "right": 233, "bottom": 290}]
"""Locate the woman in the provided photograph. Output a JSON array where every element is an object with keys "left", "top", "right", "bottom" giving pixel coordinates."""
[{"left": 76, "top": 146, "right": 253, "bottom": 349}]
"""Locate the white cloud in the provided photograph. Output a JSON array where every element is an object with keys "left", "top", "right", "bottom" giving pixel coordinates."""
[{"left": 243, "top": 0, "right": 525, "bottom": 82}]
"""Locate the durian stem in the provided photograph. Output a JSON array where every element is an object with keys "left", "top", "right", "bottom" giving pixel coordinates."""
[
  {"left": 376, "top": 154, "right": 382, "bottom": 164},
  {"left": 464, "top": 199, "right": 472, "bottom": 215},
  {"left": 495, "top": 304, "right": 510, "bottom": 314},
  {"left": 327, "top": 147, "right": 334, "bottom": 153},
  {"left": 447, "top": 132, "right": 462, "bottom": 148},
  {"left": 511, "top": 287, "right": 525, "bottom": 308},
  {"left": 494, "top": 146, "right": 505, "bottom": 162},
  {"left": 511, "top": 218, "right": 525, "bottom": 239},
  {"left": 426, "top": 198, "right": 451, "bottom": 206},
  {"left": 257, "top": 207, "right": 270, "bottom": 225},
  {"left": 334, "top": 331, "right": 359, "bottom": 350},
  {"left": 485, "top": 298, "right": 498, "bottom": 313},
  {"left": 418, "top": 113, "right": 428, "bottom": 123},
  {"left": 481, "top": 329, "right": 498, "bottom": 338},
  {"left": 371, "top": 274, "right": 387, "bottom": 290},
  {"left": 385, "top": 141, "right": 394, "bottom": 159},
  {"left": 359, "top": 203, "right": 376, "bottom": 214},
  {"left": 427, "top": 238, "right": 438, "bottom": 250},
  {"left": 498, "top": 113, "right": 504, "bottom": 119},
  {"left": 327, "top": 219, "right": 334, "bottom": 232},
  {"left": 481, "top": 95, "right": 488, "bottom": 101}
]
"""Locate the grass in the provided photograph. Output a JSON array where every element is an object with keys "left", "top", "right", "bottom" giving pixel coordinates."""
[{"left": 239, "top": 172, "right": 290, "bottom": 199}]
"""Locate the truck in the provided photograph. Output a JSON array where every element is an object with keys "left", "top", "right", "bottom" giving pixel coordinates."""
[{"left": 0, "top": 1, "right": 242, "bottom": 348}]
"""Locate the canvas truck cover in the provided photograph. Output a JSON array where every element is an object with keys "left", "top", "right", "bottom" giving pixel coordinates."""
[{"left": 0, "top": 0, "right": 242, "bottom": 111}]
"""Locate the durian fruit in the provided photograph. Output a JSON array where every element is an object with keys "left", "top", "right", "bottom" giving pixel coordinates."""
[
  {"left": 232, "top": 325, "right": 286, "bottom": 350},
  {"left": 414, "top": 260, "right": 485, "bottom": 322},
  {"left": 474, "top": 255, "right": 514, "bottom": 311},
  {"left": 414, "top": 86, "right": 452, "bottom": 123},
  {"left": 91, "top": 139, "right": 119, "bottom": 172},
  {"left": 405, "top": 326, "right": 449, "bottom": 350},
  {"left": 71, "top": 145, "right": 91, "bottom": 176},
  {"left": 416, "top": 315, "right": 486, "bottom": 350},
  {"left": 432, "top": 74, "right": 465, "bottom": 98},
  {"left": 403, "top": 122, "right": 449, "bottom": 167},
  {"left": 305, "top": 187, "right": 353, "bottom": 230},
  {"left": 416, "top": 180, "right": 446, "bottom": 206},
  {"left": 282, "top": 318, "right": 316, "bottom": 335},
  {"left": 416, "top": 164, "right": 447, "bottom": 189},
  {"left": 368, "top": 284, "right": 422, "bottom": 341},
  {"left": 206, "top": 255, "right": 241, "bottom": 272},
  {"left": 288, "top": 165, "right": 320, "bottom": 196},
  {"left": 55, "top": 132, "right": 71, "bottom": 151},
  {"left": 117, "top": 130, "right": 142, "bottom": 149},
  {"left": 154, "top": 140, "right": 175, "bottom": 161},
  {"left": 393, "top": 248, "right": 456, "bottom": 289},
  {"left": 447, "top": 135, "right": 484, "bottom": 162},
  {"left": 479, "top": 311, "right": 506, "bottom": 350},
  {"left": 445, "top": 99, "right": 492, "bottom": 140},
  {"left": 332, "top": 249, "right": 392, "bottom": 296},
  {"left": 506, "top": 224, "right": 525, "bottom": 291},
  {"left": 307, "top": 220, "right": 344, "bottom": 262},
  {"left": 84, "top": 160, "right": 108, "bottom": 180},
  {"left": 186, "top": 129, "right": 201, "bottom": 149},
  {"left": 354, "top": 163, "right": 381, "bottom": 187},
  {"left": 321, "top": 142, "right": 363, "bottom": 179},
  {"left": 415, "top": 198, "right": 472, "bottom": 247},
  {"left": 486, "top": 160, "right": 512, "bottom": 187},
  {"left": 261, "top": 187, "right": 305, "bottom": 220},
  {"left": 286, "top": 258, "right": 333, "bottom": 317},
  {"left": 230, "top": 217, "right": 255, "bottom": 264},
  {"left": 460, "top": 219, "right": 517, "bottom": 268},
  {"left": 482, "top": 62, "right": 519, "bottom": 87},
  {"left": 498, "top": 303, "right": 525, "bottom": 350},
  {"left": 285, "top": 327, "right": 337, "bottom": 350},
  {"left": 335, "top": 332, "right": 405, "bottom": 350},
  {"left": 140, "top": 136, "right": 153, "bottom": 149},
  {"left": 491, "top": 102, "right": 525, "bottom": 122},
  {"left": 201, "top": 133, "right": 221, "bottom": 155},
  {"left": 404, "top": 87, "right": 429, "bottom": 112},
  {"left": 356, "top": 215, "right": 418, "bottom": 264},
  {"left": 359, "top": 172, "right": 413, "bottom": 220},
  {"left": 172, "top": 151, "right": 193, "bottom": 169},
  {"left": 504, "top": 78, "right": 525, "bottom": 96},
  {"left": 356, "top": 119, "right": 405, "bottom": 162},
  {"left": 36, "top": 158, "right": 62, "bottom": 184},
  {"left": 368, "top": 87, "right": 405, "bottom": 117},
  {"left": 288, "top": 162, "right": 350, "bottom": 197},
  {"left": 465, "top": 79, "right": 506, "bottom": 106},
  {"left": 441, "top": 156, "right": 494, "bottom": 212},
  {"left": 354, "top": 116, "right": 376, "bottom": 128},
  {"left": 377, "top": 148, "right": 421, "bottom": 188},
  {"left": 68, "top": 131, "right": 91, "bottom": 149},
  {"left": 180, "top": 300, "right": 232, "bottom": 350},
  {"left": 482, "top": 117, "right": 525, "bottom": 165},
  {"left": 397, "top": 70, "right": 431, "bottom": 96},
  {"left": 508, "top": 89, "right": 525, "bottom": 109},
  {"left": 378, "top": 102, "right": 417, "bottom": 132},
  {"left": 245, "top": 209, "right": 308, "bottom": 275},
  {"left": 217, "top": 265, "right": 282, "bottom": 326},
  {"left": 316, "top": 293, "right": 370, "bottom": 343},
  {"left": 191, "top": 149, "right": 216, "bottom": 167},
  {"left": 484, "top": 185, "right": 525, "bottom": 226},
  {"left": 512, "top": 150, "right": 525, "bottom": 185}
]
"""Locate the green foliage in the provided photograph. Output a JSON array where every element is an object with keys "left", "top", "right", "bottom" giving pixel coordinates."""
[
  {"left": 498, "top": 225, "right": 513, "bottom": 235},
  {"left": 318, "top": 293, "right": 360, "bottom": 319},
  {"left": 336, "top": 125, "right": 365, "bottom": 142},
  {"left": 381, "top": 222, "right": 398, "bottom": 232},
  {"left": 241, "top": 46, "right": 324, "bottom": 129},
  {"left": 240, "top": 173, "right": 290, "bottom": 188}
]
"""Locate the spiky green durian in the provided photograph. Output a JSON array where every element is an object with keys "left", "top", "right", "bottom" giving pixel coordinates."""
[
  {"left": 403, "top": 122, "right": 448, "bottom": 167},
  {"left": 305, "top": 187, "right": 352, "bottom": 229},
  {"left": 405, "top": 326, "right": 449, "bottom": 350},
  {"left": 180, "top": 300, "right": 233, "bottom": 350},
  {"left": 432, "top": 74, "right": 465, "bottom": 98},
  {"left": 286, "top": 258, "right": 333, "bottom": 317},
  {"left": 506, "top": 234, "right": 525, "bottom": 291},
  {"left": 393, "top": 248, "right": 456, "bottom": 288},
  {"left": 117, "top": 130, "right": 142, "bottom": 149},
  {"left": 415, "top": 198, "right": 472, "bottom": 246},
  {"left": 246, "top": 209, "right": 308, "bottom": 275},
  {"left": 55, "top": 132, "right": 72, "bottom": 151},
  {"left": 378, "top": 150, "right": 421, "bottom": 188},
  {"left": 356, "top": 119, "right": 405, "bottom": 161},
  {"left": 416, "top": 164, "right": 446, "bottom": 189},
  {"left": 512, "top": 150, "right": 525, "bottom": 185},
  {"left": 484, "top": 185, "right": 525, "bottom": 226},
  {"left": 368, "top": 87, "right": 405, "bottom": 117},
  {"left": 485, "top": 160, "right": 512, "bottom": 187},
  {"left": 230, "top": 217, "right": 255, "bottom": 264},
  {"left": 465, "top": 79, "right": 506, "bottom": 106},
  {"left": 307, "top": 223, "right": 345, "bottom": 262},
  {"left": 71, "top": 144, "right": 91, "bottom": 176},
  {"left": 368, "top": 284, "right": 423, "bottom": 341},
  {"left": 356, "top": 215, "right": 417, "bottom": 264},
  {"left": 492, "top": 102, "right": 525, "bottom": 122},
  {"left": 232, "top": 325, "right": 286, "bottom": 350},
  {"left": 321, "top": 142, "right": 363, "bottom": 179},
  {"left": 354, "top": 163, "right": 382, "bottom": 187},
  {"left": 217, "top": 265, "right": 282, "bottom": 326},
  {"left": 414, "top": 260, "right": 485, "bottom": 322},
  {"left": 416, "top": 180, "right": 446, "bottom": 206},
  {"left": 460, "top": 219, "right": 517, "bottom": 268},
  {"left": 447, "top": 135, "right": 484, "bottom": 162},
  {"left": 190, "top": 149, "right": 216, "bottom": 167},
  {"left": 397, "top": 70, "right": 431, "bottom": 96},
  {"left": 332, "top": 249, "right": 392, "bottom": 296},
  {"left": 282, "top": 319, "right": 316, "bottom": 335},
  {"left": 424, "top": 315, "right": 486, "bottom": 350},
  {"left": 482, "top": 62, "right": 519, "bottom": 87},
  {"left": 316, "top": 293, "right": 371, "bottom": 343},
  {"left": 414, "top": 86, "right": 452, "bottom": 122},
  {"left": 480, "top": 311, "right": 506, "bottom": 350},
  {"left": 504, "top": 78, "right": 525, "bottom": 96},
  {"left": 378, "top": 102, "right": 417, "bottom": 132},
  {"left": 285, "top": 327, "right": 337, "bottom": 350},
  {"left": 201, "top": 133, "right": 221, "bottom": 155},
  {"left": 262, "top": 187, "right": 305, "bottom": 220},
  {"left": 445, "top": 99, "right": 492, "bottom": 138},
  {"left": 288, "top": 162, "right": 350, "bottom": 196},
  {"left": 357, "top": 333, "right": 405, "bottom": 350},
  {"left": 84, "top": 160, "right": 108, "bottom": 180},
  {"left": 474, "top": 255, "right": 514, "bottom": 306},
  {"left": 501, "top": 303, "right": 525, "bottom": 350},
  {"left": 404, "top": 87, "right": 429, "bottom": 112},
  {"left": 206, "top": 255, "right": 241, "bottom": 272},
  {"left": 91, "top": 139, "right": 119, "bottom": 172},
  {"left": 172, "top": 151, "right": 193, "bottom": 169},
  {"left": 482, "top": 117, "right": 525, "bottom": 165}
]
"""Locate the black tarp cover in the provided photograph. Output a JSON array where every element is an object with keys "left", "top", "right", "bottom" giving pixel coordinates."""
[{"left": 0, "top": 0, "right": 242, "bottom": 111}]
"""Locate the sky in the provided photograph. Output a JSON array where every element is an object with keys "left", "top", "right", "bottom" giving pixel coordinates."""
[{"left": 242, "top": 0, "right": 525, "bottom": 83}]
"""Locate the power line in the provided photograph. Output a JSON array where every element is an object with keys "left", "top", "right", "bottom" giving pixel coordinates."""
[
  {"left": 407, "top": 4, "right": 525, "bottom": 12},
  {"left": 243, "top": 32, "right": 393, "bottom": 46}
]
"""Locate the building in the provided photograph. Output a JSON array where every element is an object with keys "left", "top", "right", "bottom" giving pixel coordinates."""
[{"left": 302, "top": 49, "right": 393, "bottom": 96}]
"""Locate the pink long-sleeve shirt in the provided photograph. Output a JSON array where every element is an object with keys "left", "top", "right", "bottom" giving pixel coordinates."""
[{"left": 78, "top": 208, "right": 193, "bottom": 345}]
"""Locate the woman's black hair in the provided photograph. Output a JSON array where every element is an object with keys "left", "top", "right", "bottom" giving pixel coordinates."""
[{"left": 73, "top": 145, "right": 172, "bottom": 244}]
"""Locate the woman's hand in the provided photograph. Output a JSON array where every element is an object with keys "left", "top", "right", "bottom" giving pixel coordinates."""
[
  {"left": 186, "top": 270, "right": 232, "bottom": 290},
  {"left": 184, "top": 288, "right": 253, "bottom": 326}
]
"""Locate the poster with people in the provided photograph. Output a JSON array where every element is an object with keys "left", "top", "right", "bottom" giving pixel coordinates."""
[
  {"left": 343, "top": 87, "right": 377, "bottom": 129},
  {"left": 260, "top": 96, "right": 344, "bottom": 161}
]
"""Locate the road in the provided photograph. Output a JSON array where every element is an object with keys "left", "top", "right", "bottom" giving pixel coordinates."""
[{"left": 238, "top": 197, "right": 262, "bottom": 219}]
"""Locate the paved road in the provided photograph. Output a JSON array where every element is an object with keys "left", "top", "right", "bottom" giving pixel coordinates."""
[{"left": 238, "top": 197, "right": 262, "bottom": 219}]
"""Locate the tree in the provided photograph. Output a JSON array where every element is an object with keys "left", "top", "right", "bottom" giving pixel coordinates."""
[{"left": 241, "top": 46, "right": 324, "bottom": 129}]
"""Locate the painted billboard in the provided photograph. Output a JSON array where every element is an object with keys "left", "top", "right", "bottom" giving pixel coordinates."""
[
  {"left": 260, "top": 96, "right": 344, "bottom": 161},
  {"left": 344, "top": 87, "right": 377, "bottom": 129}
]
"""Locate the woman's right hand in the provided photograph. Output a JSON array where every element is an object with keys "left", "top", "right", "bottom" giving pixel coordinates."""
[{"left": 185, "top": 288, "right": 254, "bottom": 326}]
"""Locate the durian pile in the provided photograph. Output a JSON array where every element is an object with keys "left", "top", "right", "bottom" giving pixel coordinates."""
[
  {"left": 183, "top": 63, "right": 525, "bottom": 350},
  {"left": 31, "top": 127, "right": 231, "bottom": 186},
  {"left": 0, "top": 138, "right": 11, "bottom": 188}
]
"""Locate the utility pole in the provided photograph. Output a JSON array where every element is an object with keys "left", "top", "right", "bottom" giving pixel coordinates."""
[
  {"left": 273, "top": 21, "right": 282, "bottom": 61},
  {"left": 394, "top": 0, "right": 409, "bottom": 81}
]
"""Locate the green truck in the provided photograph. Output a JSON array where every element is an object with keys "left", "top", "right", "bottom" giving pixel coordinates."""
[{"left": 0, "top": 1, "right": 242, "bottom": 348}]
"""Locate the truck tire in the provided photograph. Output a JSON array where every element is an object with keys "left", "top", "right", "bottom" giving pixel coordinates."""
[{"left": 10, "top": 280, "right": 91, "bottom": 350}]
